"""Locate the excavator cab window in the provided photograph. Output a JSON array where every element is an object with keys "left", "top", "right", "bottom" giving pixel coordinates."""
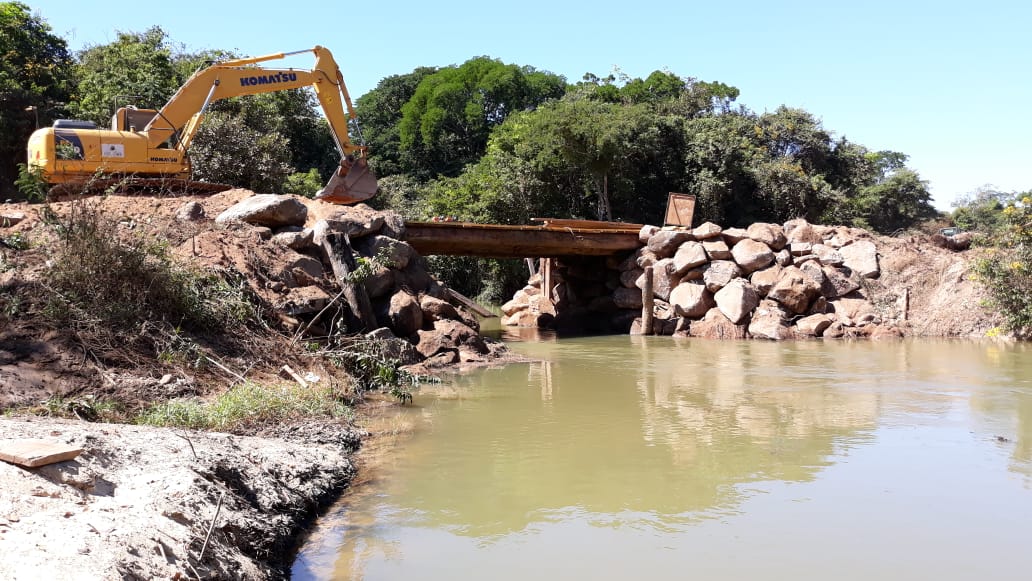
[{"left": 111, "top": 107, "right": 159, "bottom": 132}]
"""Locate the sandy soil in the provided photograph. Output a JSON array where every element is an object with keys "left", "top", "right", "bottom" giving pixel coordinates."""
[{"left": 0, "top": 416, "right": 359, "bottom": 580}]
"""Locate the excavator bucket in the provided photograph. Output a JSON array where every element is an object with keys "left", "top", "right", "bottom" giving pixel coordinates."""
[{"left": 315, "top": 156, "right": 378, "bottom": 204}]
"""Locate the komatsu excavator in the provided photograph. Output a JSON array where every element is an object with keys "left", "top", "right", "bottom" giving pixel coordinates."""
[{"left": 26, "top": 46, "right": 376, "bottom": 204}]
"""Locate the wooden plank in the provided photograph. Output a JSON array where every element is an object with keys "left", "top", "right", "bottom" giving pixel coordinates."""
[
  {"left": 404, "top": 223, "right": 640, "bottom": 258},
  {"left": 0, "top": 439, "right": 83, "bottom": 468},
  {"left": 445, "top": 287, "right": 496, "bottom": 318},
  {"left": 530, "top": 218, "right": 643, "bottom": 231}
]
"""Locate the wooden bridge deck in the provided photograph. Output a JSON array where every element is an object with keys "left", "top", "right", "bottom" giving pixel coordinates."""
[{"left": 403, "top": 219, "right": 643, "bottom": 258}]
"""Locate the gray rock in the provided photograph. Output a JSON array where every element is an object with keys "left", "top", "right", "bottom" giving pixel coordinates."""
[
  {"left": 277, "top": 253, "right": 325, "bottom": 287},
  {"left": 820, "top": 265, "right": 861, "bottom": 299},
  {"left": 635, "top": 258, "right": 682, "bottom": 301},
  {"left": 647, "top": 229, "right": 695, "bottom": 258},
  {"left": 363, "top": 266, "right": 395, "bottom": 298},
  {"left": 731, "top": 239, "right": 775, "bottom": 274},
  {"left": 215, "top": 194, "right": 307, "bottom": 227},
  {"left": 768, "top": 265, "right": 821, "bottom": 314},
  {"left": 702, "top": 260, "right": 742, "bottom": 293},
  {"left": 388, "top": 291, "right": 423, "bottom": 337},
  {"left": 812, "top": 243, "right": 844, "bottom": 266},
  {"left": 638, "top": 224, "right": 660, "bottom": 244},
  {"left": 703, "top": 238, "right": 732, "bottom": 261},
  {"left": 365, "top": 327, "right": 423, "bottom": 364},
  {"left": 669, "top": 281, "right": 715, "bottom": 318},
  {"left": 692, "top": 221, "right": 723, "bottom": 240},
  {"left": 672, "top": 241, "right": 709, "bottom": 275},
  {"left": 689, "top": 307, "right": 749, "bottom": 339},
  {"left": 746, "top": 223, "right": 787, "bottom": 251},
  {"left": 175, "top": 202, "right": 205, "bottom": 222},
  {"left": 748, "top": 299, "right": 792, "bottom": 340},
  {"left": 714, "top": 278, "right": 760, "bottom": 324},
  {"left": 795, "top": 314, "right": 833, "bottom": 337},
  {"left": 789, "top": 242, "right": 813, "bottom": 256},
  {"left": 840, "top": 240, "right": 880, "bottom": 278},
  {"left": 355, "top": 235, "right": 415, "bottom": 269},
  {"left": 635, "top": 248, "right": 659, "bottom": 269}
]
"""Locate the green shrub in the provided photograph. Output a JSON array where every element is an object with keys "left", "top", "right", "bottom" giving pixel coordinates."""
[{"left": 975, "top": 193, "right": 1032, "bottom": 336}]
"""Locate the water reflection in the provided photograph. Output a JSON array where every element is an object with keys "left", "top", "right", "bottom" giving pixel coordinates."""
[{"left": 294, "top": 339, "right": 1032, "bottom": 581}]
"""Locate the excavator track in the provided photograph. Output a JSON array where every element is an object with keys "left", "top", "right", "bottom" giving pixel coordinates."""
[{"left": 47, "top": 178, "right": 234, "bottom": 202}]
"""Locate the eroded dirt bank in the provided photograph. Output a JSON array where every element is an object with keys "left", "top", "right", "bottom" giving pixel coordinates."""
[{"left": 0, "top": 417, "right": 360, "bottom": 580}]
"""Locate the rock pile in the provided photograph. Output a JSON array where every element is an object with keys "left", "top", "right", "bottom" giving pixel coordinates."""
[
  {"left": 503, "top": 219, "right": 906, "bottom": 340},
  {"left": 211, "top": 194, "right": 499, "bottom": 365}
]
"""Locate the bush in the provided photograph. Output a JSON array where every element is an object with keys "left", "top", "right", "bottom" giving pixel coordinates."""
[
  {"left": 975, "top": 193, "right": 1032, "bottom": 336},
  {"left": 43, "top": 198, "right": 254, "bottom": 332}
]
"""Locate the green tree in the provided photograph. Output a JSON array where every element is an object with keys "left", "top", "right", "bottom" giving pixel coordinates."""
[
  {"left": 0, "top": 1, "right": 74, "bottom": 197},
  {"left": 951, "top": 186, "right": 1013, "bottom": 234},
  {"left": 355, "top": 67, "right": 438, "bottom": 177},
  {"left": 399, "top": 57, "right": 565, "bottom": 179},
  {"left": 188, "top": 112, "right": 292, "bottom": 192},
  {"left": 70, "top": 27, "right": 178, "bottom": 125}
]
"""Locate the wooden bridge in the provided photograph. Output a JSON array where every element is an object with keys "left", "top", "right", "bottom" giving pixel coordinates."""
[{"left": 403, "top": 219, "right": 643, "bottom": 258}]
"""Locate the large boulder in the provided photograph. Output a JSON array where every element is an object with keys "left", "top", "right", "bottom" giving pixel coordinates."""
[
  {"left": 702, "top": 260, "right": 742, "bottom": 293},
  {"left": 692, "top": 222, "right": 723, "bottom": 240},
  {"left": 613, "top": 287, "right": 644, "bottom": 309},
  {"left": 714, "top": 278, "right": 760, "bottom": 324},
  {"left": 669, "top": 281, "right": 715, "bottom": 318},
  {"left": 417, "top": 319, "right": 484, "bottom": 357},
  {"left": 749, "top": 264, "right": 783, "bottom": 297},
  {"left": 767, "top": 265, "right": 821, "bottom": 314},
  {"left": 812, "top": 243, "right": 844, "bottom": 266},
  {"left": 216, "top": 194, "right": 307, "bottom": 228},
  {"left": 748, "top": 300, "right": 792, "bottom": 340},
  {"left": 746, "top": 223, "right": 787, "bottom": 251},
  {"left": 355, "top": 235, "right": 415, "bottom": 269},
  {"left": 783, "top": 218, "right": 821, "bottom": 244},
  {"left": 795, "top": 314, "right": 833, "bottom": 337},
  {"left": 721, "top": 227, "right": 749, "bottom": 245},
  {"left": 175, "top": 202, "right": 205, "bottom": 223},
  {"left": 689, "top": 307, "right": 749, "bottom": 339},
  {"left": 388, "top": 291, "right": 423, "bottom": 337},
  {"left": 276, "top": 253, "right": 325, "bottom": 288},
  {"left": 647, "top": 229, "right": 695, "bottom": 258},
  {"left": 672, "top": 241, "right": 709, "bottom": 275},
  {"left": 635, "top": 258, "right": 682, "bottom": 301},
  {"left": 638, "top": 224, "right": 660, "bottom": 244},
  {"left": 365, "top": 328, "right": 423, "bottom": 365},
  {"left": 703, "top": 238, "right": 732, "bottom": 261},
  {"left": 419, "top": 295, "right": 460, "bottom": 322},
  {"left": 840, "top": 240, "right": 880, "bottom": 278},
  {"left": 820, "top": 265, "right": 861, "bottom": 299},
  {"left": 501, "top": 289, "right": 533, "bottom": 316},
  {"left": 731, "top": 239, "right": 775, "bottom": 274}
]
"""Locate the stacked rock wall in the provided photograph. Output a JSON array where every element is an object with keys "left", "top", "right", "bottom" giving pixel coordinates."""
[
  {"left": 210, "top": 194, "right": 498, "bottom": 366},
  {"left": 502, "top": 219, "right": 905, "bottom": 340}
]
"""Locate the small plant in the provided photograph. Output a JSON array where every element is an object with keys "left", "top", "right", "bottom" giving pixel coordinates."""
[
  {"left": 14, "top": 163, "right": 48, "bottom": 201},
  {"left": 324, "top": 337, "right": 438, "bottom": 404},
  {"left": 39, "top": 395, "right": 120, "bottom": 422}
]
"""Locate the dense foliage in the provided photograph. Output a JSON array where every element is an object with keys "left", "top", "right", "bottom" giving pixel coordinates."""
[{"left": 956, "top": 190, "right": 1032, "bottom": 336}]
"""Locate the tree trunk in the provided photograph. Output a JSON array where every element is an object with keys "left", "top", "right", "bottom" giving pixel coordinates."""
[{"left": 320, "top": 232, "right": 377, "bottom": 333}]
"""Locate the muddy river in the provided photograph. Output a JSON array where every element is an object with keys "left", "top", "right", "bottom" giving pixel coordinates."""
[{"left": 293, "top": 336, "right": 1032, "bottom": 580}]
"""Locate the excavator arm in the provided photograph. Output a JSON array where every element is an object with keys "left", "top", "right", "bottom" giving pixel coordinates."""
[{"left": 146, "top": 46, "right": 375, "bottom": 203}]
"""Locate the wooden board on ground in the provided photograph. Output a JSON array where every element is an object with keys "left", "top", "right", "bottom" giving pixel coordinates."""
[
  {"left": 0, "top": 439, "right": 83, "bottom": 468},
  {"left": 664, "top": 193, "right": 696, "bottom": 227}
]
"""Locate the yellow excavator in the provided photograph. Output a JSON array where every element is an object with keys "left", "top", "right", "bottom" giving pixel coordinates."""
[{"left": 26, "top": 46, "right": 376, "bottom": 204}]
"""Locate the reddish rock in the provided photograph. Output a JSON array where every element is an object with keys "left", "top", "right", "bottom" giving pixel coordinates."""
[
  {"left": 689, "top": 307, "right": 749, "bottom": 339},
  {"left": 638, "top": 224, "right": 660, "bottom": 244},
  {"left": 795, "top": 314, "right": 833, "bottom": 337},
  {"left": 749, "top": 264, "right": 783, "bottom": 297},
  {"left": 647, "top": 229, "right": 695, "bottom": 258},
  {"left": 703, "top": 238, "right": 732, "bottom": 261},
  {"left": 672, "top": 241, "right": 709, "bottom": 275},
  {"left": 388, "top": 291, "right": 423, "bottom": 337},
  {"left": 748, "top": 300, "right": 792, "bottom": 340},
  {"left": 692, "top": 222, "right": 723, "bottom": 240},
  {"left": 419, "top": 295, "right": 459, "bottom": 322},
  {"left": 840, "top": 240, "right": 880, "bottom": 278},
  {"left": 768, "top": 266, "right": 821, "bottom": 314}
]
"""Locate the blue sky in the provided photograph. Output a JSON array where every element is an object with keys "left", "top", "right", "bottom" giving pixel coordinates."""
[{"left": 28, "top": 0, "right": 1032, "bottom": 210}]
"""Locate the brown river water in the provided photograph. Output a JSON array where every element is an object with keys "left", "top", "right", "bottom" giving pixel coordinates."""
[{"left": 293, "top": 335, "right": 1032, "bottom": 580}]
